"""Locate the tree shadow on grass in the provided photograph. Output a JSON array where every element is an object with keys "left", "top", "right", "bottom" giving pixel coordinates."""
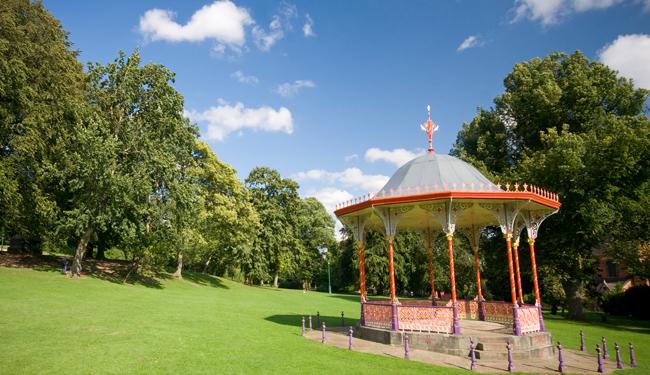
[
  {"left": 0, "top": 253, "right": 166, "bottom": 289},
  {"left": 265, "top": 314, "right": 360, "bottom": 330},
  {"left": 182, "top": 272, "right": 228, "bottom": 289}
]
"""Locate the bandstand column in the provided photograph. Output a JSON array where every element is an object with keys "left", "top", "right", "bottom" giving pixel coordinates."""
[
  {"left": 357, "top": 240, "right": 367, "bottom": 302},
  {"left": 505, "top": 233, "right": 522, "bottom": 335},
  {"left": 375, "top": 206, "right": 412, "bottom": 331},
  {"left": 522, "top": 209, "right": 558, "bottom": 333},
  {"left": 340, "top": 214, "right": 369, "bottom": 327},
  {"left": 473, "top": 247, "right": 483, "bottom": 301},
  {"left": 513, "top": 240, "right": 524, "bottom": 305},
  {"left": 356, "top": 240, "right": 367, "bottom": 325},
  {"left": 387, "top": 236, "right": 397, "bottom": 303},
  {"left": 446, "top": 232, "right": 461, "bottom": 335},
  {"left": 388, "top": 235, "right": 398, "bottom": 330},
  {"left": 528, "top": 237, "right": 545, "bottom": 331}
]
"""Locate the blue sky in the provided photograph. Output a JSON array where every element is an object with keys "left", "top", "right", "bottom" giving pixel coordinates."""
[{"left": 45, "top": 0, "right": 650, "bottom": 217}]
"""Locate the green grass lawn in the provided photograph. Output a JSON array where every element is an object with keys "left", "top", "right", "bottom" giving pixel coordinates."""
[
  {"left": 544, "top": 311, "right": 649, "bottom": 374},
  {"left": 0, "top": 265, "right": 648, "bottom": 374}
]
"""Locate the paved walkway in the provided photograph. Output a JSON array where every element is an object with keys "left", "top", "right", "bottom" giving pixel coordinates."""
[{"left": 305, "top": 324, "right": 621, "bottom": 374}]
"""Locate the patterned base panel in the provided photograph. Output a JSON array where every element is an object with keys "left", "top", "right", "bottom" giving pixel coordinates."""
[
  {"left": 483, "top": 301, "right": 514, "bottom": 324},
  {"left": 519, "top": 305, "right": 541, "bottom": 334},
  {"left": 455, "top": 300, "right": 480, "bottom": 320},
  {"left": 363, "top": 302, "right": 392, "bottom": 329},
  {"left": 396, "top": 305, "right": 454, "bottom": 333}
]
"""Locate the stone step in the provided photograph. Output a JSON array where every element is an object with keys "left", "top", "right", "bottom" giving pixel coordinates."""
[
  {"left": 476, "top": 338, "right": 552, "bottom": 351},
  {"left": 474, "top": 345, "right": 555, "bottom": 360}
]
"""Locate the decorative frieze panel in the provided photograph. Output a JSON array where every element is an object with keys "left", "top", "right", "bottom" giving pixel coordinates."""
[
  {"left": 339, "top": 213, "right": 371, "bottom": 243},
  {"left": 479, "top": 202, "right": 524, "bottom": 236},
  {"left": 374, "top": 206, "right": 413, "bottom": 237},
  {"left": 520, "top": 209, "right": 558, "bottom": 240},
  {"left": 420, "top": 201, "right": 473, "bottom": 235}
]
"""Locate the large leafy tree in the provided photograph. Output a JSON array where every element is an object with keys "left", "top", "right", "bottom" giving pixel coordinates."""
[
  {"left": 55, "top": 51, "right": 198, "bottom": 276},
  {"left": 0, "top": 0, "right": 85, "bottom": 244},
  {"left": 173, "top": 140, "right": 259, "bottom": 278},
  {"left": 292, "top": 197, "right": 336, "bottom": 288},
  {"left": 245, "top": 167, "right": 300, "bottom": 286},
  {"left": 452, "top": 51, "right": 650, "bottom": 318}
]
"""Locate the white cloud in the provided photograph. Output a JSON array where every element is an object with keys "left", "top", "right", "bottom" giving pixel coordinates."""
[
  {"left": 599, "top": 34, "right": 650, "bottom": 89},
  {"left": 512, "top": 0, "right": 567, "bottom": 25},
  {"left": 573, "top": 0, "right": 622, "bottom": 11},
  {"left": 252, "top": 3, "right": 297, "bottom": 51},
  {"left": 344, "top": 154, "right": 358, "bottom": 161},
  {"left": 139, "top": 1, "right": 253, "bottom": 50},
  {"left": 364, "top": 148, "right": 423, "bottom": 167},
  {"left": 293, "top": 168, "right": 389, "bottom": 193},
  {"left": 187, "top": 99, "right": 293, "bottom": 141},
  {"left": 457, "top": 35, "right": 482, "bottom": 52},
  {"left": 306, "top": 187, "right": 353, "bottom": 214},
  {"left": 511, "top": 0, "right": 623, "bottom": 25},
  {"left": 303, "top": 14, "right": 315, "bottom": 37},
  {"left": 230, "top": 70, "right": 259, "bottom": 85},
  {"left": 276, "top": 80, "right": 316, "bottom": 97}
]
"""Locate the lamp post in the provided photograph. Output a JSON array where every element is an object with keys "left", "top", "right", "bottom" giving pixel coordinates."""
[{"left": 318, "top": 247, "right": 331, "bottom": 294}]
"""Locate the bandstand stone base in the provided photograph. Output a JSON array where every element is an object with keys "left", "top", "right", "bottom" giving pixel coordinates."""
[{"left": 355, "top": 320, "right": 554, "bottom": 360}]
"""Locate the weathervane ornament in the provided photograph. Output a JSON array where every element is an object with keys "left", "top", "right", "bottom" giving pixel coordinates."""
[{"left": 420, "top": 105, "right": 439, "bottom": 153}]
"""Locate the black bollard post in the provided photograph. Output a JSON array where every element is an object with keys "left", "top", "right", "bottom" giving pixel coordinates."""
[
  {"left": 317, "top": 311, "right": 321, "bottom": 328},
  {"left": 341, "top": 311, "right": 345, "bottom": 327}
]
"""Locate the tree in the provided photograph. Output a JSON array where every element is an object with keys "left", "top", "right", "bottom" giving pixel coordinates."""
[
  {"left": 245, "top": 167, "right": 300, "bottom": 287},
  {"left": 174, "top": 140, "right": 259, "bottom": 278},
  {"left": 0, "top": 0, "right": 85, "bottom": 247},
  {"left": 292, "top": 197, "right": 336, "bottom": 289},
  {"left": 56, "top": 51, "right": 198, "bottom": 277},
  {"left": 452, "top": 51, "right": 650, "bottom": 318}
]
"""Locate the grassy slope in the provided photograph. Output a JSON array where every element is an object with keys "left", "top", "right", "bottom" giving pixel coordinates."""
[
  {"left": 0, "top": 266, "right": 648, "bottom": 374},
  {"left": 0, "top": 267, "right": 460, "bottom": 374}
]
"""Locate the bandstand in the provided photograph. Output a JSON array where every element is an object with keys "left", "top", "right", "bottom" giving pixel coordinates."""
[{"left": 334, "top": 107, "right": 561, "bottom": 358}]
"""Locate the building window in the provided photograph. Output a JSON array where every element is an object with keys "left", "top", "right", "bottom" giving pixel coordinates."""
[{"left": 606, "top": 261, "right": 618, "bottom": 278}]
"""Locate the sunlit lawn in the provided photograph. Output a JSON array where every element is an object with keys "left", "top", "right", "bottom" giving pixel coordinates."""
[{"left": 0, "top": 264, "right": 648, "bottom": 374}]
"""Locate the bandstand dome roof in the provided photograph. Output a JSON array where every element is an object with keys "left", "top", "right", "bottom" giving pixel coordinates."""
[
  {"left": 334, "top": 106, "right": 560, "bottom": 233},
  {"left": 379, "top": 153, "right": 495, "bottom": 195}
]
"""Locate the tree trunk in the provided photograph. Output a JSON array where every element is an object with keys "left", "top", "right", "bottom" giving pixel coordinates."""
[
  {"left": 202, "top": 256, "right": 211, "bottom": 274},
  {"left": 273, "top": 272, "right": 279, "bottom": 288},
  {"left": 172, "top": 251, "right": 183, "bottom": 279},
  {"left": 84, "top": 243, "right": 94, "bottom": 259},
  {"left": 71, "top": 227, "right": 93, "bottom": 277},
  {"left": 96, "top": 246, "right": 106, "bottom": 260},
  {"left": 564, "top": 279, "right": 585, "bottom": 320}
]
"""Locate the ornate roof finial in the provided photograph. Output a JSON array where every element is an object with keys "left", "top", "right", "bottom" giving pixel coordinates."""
[{"left": 420, "top": 105, "right": 439, "bottom": 153}]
